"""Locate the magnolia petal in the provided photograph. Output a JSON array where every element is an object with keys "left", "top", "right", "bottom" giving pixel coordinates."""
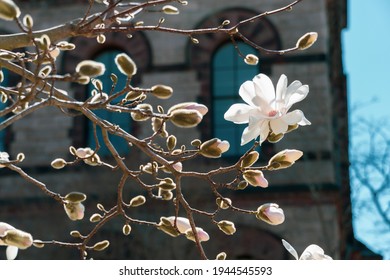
[
  {"left": 285, "top": 80, "right": 303, "bottom": 101},
  {"left": 224, "top": 103, "right": 256, "bottom": 124},
  {"left": 270, "top": 118, "right": 289, "bottom": 135},
  {"left": 259, "top": 120, "right": 270, "bottom": 144},
  {"left": 299, "top": 244, "right": 332, "bottom": 260},
  {"left": 252, "top": 74, "right": 275, "bottom": 104},
  {"left": 275, "top": 74, "right": 287, "bottom": 105},
  {"left": 239, "top": 81, "right": 257, "bottom": 107},
  {"left": 241, "top": 117, "right": 263, "bottom": 145},
  {"left": 280, "top": 110, "right": 306, "bottom": 125},
  {"left": 282, "top": 239, "right": 299, "bottom": 260},
  {"left": 285, "top": 85, "right": 309, "bottom": 111},
  {"left": 6, "top": 246, "right": 18, "bottom": 260}
]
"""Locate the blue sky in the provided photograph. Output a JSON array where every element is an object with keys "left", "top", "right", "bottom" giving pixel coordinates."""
[{"left": 343, "top": 0, "right": 390, "bottom": 259}]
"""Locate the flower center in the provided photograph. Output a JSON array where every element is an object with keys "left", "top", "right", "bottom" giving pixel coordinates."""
[{"left": 268, "top": 110, "right": 278, "bottom": 117}]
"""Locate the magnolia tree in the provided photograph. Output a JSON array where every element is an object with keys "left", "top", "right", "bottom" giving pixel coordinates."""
[{"left": 0, "top": 0, "right": 331, "bottom": 260}]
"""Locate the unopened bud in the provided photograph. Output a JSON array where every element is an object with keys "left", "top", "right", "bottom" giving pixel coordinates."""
[
  {"left": 57, "top": 41, "right": 76, "bottom": 51},
  {"left": 151, "top": 117, "right": 167, "bottom": 137},
  {"left": 217, "top": 220, "right": 236, "bottom": 235},
  {"left": 151, "top": 84, "right": 173, "bottom": 99},
  {"left": 64, "top": 202, "right": 85, "bottom": 221},
  {"left": 3, "top": 229, "right": 33, "bottom": 249},
  {"left": 268, "top": 149, "right": 303, "bottom": 170},
  {"left": 216, "top": 197, "right": 231, "bottom": 210},
  {"left": 267, "top": 132, "right": 284, "bottom": 143},
  {"left": 244, "top": 54, "right": 259, "bottom": 65},
  {"left": 77, "top": 75, "right": 91, "bottom": 85},
  {"left": 0, "top": 0, "right": 21, "bottom": 21},
  {"left": 216, "top": 252, "right": 227, "bottom": 260},
  {"left": 90, "top": 213, "right": 103, "bottom": 223},
  {"left": 243, "top": 170, "right": 268, "bottom": 188},
  {"left": 93, "top": 240, "right": 110, "bottom": 251},
  {"left": 237, "top": 180, "right": 248, "bottom": 190},
  {"left": 38, "top": 65, "right": 52, "bottom": 78},
  {"left": 125, "top": 90, "right": 143, "bottom": 101},
  {"left": 158, "top": 178, "right": 176, "bottom": 191},
  {"left": 70, "top": 230, "right": 82, "bottom": 238},
  {"left": 51, "top": 158, "right": 67, "bottom": 169},
  {"left": 75, "top": 60, "right": 105, "bottom": 77},
  {"left": 129, "top": 195, "right": 146, "bottom": 207},
  {"left": 22, "top": 14, "right": 33, "bottom": 29},
  {"left": 240, "top": 151, "right": 259, "bottom": 168},
  {"left": 170, "top": 109, "right": 203, "bottom": 128},
  {"left": 131, "top": 104, "right": 152, "bottom": 121},
  {"left": 199, "top": 138, "right": 230, "bottom": 158},
  {"left": 123, "top": 224, "right": 132, "bottom": 235},
  {"left": 166, "top": 135, "right": 177, "bottom": 151},
  {"left": 184, "top": 227, "right": 210, "bottom": 242},
  {"left": 256, "top": 203, "right": 285, "bottom": 225},
  {"left": 32, "top": 240, "right": 45, "bottom": 248},
  {"left": 162, "top": 5, "right": 179, "bottom": 15},
  {"left": 64, "top": 192, "right": 87, "bottom": 203},
  {"left": 158, "top": 188, "right": 174, "bottom": 200},
  {"left": 168, "top": 102, "right": 208, "bottom": 116},
  {"left": 296, "top": 32, "right": 318, "bottom": 50},
  {"left": 97, "top": 34, "right": 106, "bottom": 44},
  {"left": 115, "top": 53, "right": 137, "bottom": 77}
]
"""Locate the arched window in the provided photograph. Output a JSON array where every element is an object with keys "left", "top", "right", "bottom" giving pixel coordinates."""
[
  {"left": 212, "top": 42, "right": 259, "bottom": 157},
  {"left": 86, "top": 50, "right": 132, "bottom": 157}
]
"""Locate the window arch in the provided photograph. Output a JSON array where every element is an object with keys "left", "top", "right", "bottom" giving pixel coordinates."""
[
  {"left": 86, "top": 49, "right": 132, "bottom": 156},
  {"left": 189, "top": 8, "right": 281, "bottom": 159},
  {"left": 212, "top": 42, "right": 259, "bottom": 157}
]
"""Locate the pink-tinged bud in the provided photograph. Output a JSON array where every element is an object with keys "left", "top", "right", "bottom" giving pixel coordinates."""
[
  {"left": 64, "top": 202, "right": 85, "bottom": 221},
  {"left": 199, "top": 138, "right": 230, "bottom": 158},
  {"left": 256, "top": 203, "right": 285, "bottom": 225},
  {"left": 0, "top": 222, "right": 15, "bottom": 245},
  {"left": 2, "top": 229, "right": 33, "bottom": 249},
  {"left": 162, "top": 216, "right": 209, "bottom": 242},
  {"left": 243, "top": 170, "right": 268, "bottom": 188},
  {"left": 268, "top": 149, "right": 303, "bottom": 170},
  {"left": 168, "top": 102, "right": 208, "bottom": 116},
  {"left": 75, "top": 147, "right": 101, "bottom": 166}
]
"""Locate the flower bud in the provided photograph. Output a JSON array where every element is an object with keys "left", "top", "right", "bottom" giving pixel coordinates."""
[
  {"left": 166, "top": 135, "right": 177, "bottom": 151},
  {"left": 151, "top": 84, "right": 173, "bottom": 99},
  {"left": 2, "top": 229, "right": 33, "bottom": 249},
  {"left": 0, "top": 0, "right": 21, "bottom": 21},
  {"left": 115, "top": 53, "right": 137, "bottom": 77},
  {"left": 131, "top": 104, "right": 152, "bottom": 121},
  {"left": 64, "top": 192, "right": 87, "bottom": 203},
  {"left": 217, "top": 220, "right": 236, "bottom": 235},
  {"left": 158, "top": 178, "right": 176, "bottom": 191},
  {"left": 158, "top": 188, "right": 174, "bottom": 200},
  {"left": 256, "top": 203, "right": 285, "bottom": 225},
  {"left": 151, "top": 117, "right": 167, "bottom": 136},
  {"left": 64, "top": 202, "right": 85, "bottom": 221},
  {"left": 123, "top": 224, "right": 132, "bottom": 236},
  {"left": 240, "top": 151, "right": 259, "bottom": 168},
  {"left": 268, "top": 149, "right": 303, "bottom": 170},
  {"left": 216, "top": 252, "right": 227, "bottom": 260},
  {"left": 267, "top": 132, "right": 284, "bottom": 143},
  {"left": 237, "top": 180, "right": 248, "bottom": 190},
  {"left": 57, "top": 41, "right": 76, "bottom": 51},
  {"left": 0, "top": 151, "right": 10, "bottom": 168},
  {"left": 296, "top": 32, "right": 318, "bottom": 50},
  {"left": 93, "top": 240, "right": 110, "bottom": 251},
  {"left": 90, "top": 92, "right": 108, "bottom": 104},
  {"left": 23, "top": 14, "right": 33, "bottom": 29},
  {"left": 97, "top": 34, "right": 106, "bottom": 44},
  {"left": 70, "top": 230, "right": 82, "bottom": 238},
  {"left": 32, "top": 240, "right": 45, "bottom": 248},
  {"left": 184, "top": 227, "right": 210, "bottom": 242},
  {"left": 243, "top": 170, "right": 268, "bottom": 188},
  {"left": 199, "top": 138, "right": 230, "bottom": 158},
  {"left": 125, "top": 90, "right": 143, "bottom": 101},
  {"left": 244, "top": 54, "right": 259, "bottom": 65},
  {"left": 129, "top": 195, "right": 146, "bottom": 207},
  {"left": 51, "top": 158, "right": 67, "bottom": 169},
  {"left": 75, "top": 60, "right": 105, "bottom": 77},
  {"left": 38, "top": 65, "right": 52, "bottom": 78},
  {"left": 77, "top": 75, "right": 91, "bottom": 85},
  {"left": 216, "top": 197, "right": 231, "bottom": 210},
  {"left": 89, "top": 213, "right": 103, "bottom": 223},
  {"left": 162, "top": 5, "right": 179, "bottom": 15},
  {"left": 168, "top": 102, "right": 208, "bottom": 116},
  {"left": 169, "top": 109, "right": 203, "bottom": 128}
]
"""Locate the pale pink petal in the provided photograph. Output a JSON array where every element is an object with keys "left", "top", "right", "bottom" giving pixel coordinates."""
[
  {"left": 6, "top": 246, "right": 18, "bottom": 260},
  {"left": 259, "top": 119, "right": 270, "bottom": 144},
  {"left": 285, "top": 80, "right": 303, "bottom": 100},
  {"left": 224, "top": 103, "right": 256, "bottom": 124},
  {"left": 299, "top": 245, "right": 332, "bottom": 260},
  {"left": 280, "top": 110, "right": 308, "bottom": 125},
  {"left": 239, "top": 81, "right": 257, "bottom": 107},
  {"left": 270, "top": 118, "right": 289, "bottom": 135}
]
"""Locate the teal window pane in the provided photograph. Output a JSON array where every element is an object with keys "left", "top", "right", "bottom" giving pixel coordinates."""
[
  {"left": 212, "top": 42, "right": 259, "bottom": 158},
  {"left": 87, "top": 50, "right": 132, "bottom": 157}
]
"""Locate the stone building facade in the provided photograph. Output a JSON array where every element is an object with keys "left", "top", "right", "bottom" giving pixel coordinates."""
[{"left": 0, "top": 0, "right": 356, "bottom": 259}]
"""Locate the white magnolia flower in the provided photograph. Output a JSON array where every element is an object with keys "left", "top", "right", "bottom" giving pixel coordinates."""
[
  {"left": 224, "top": 73, "right": 311, "bottom": 145},
  {"left": 282, "top": 239, "right": 332, "bottom": 260}
]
